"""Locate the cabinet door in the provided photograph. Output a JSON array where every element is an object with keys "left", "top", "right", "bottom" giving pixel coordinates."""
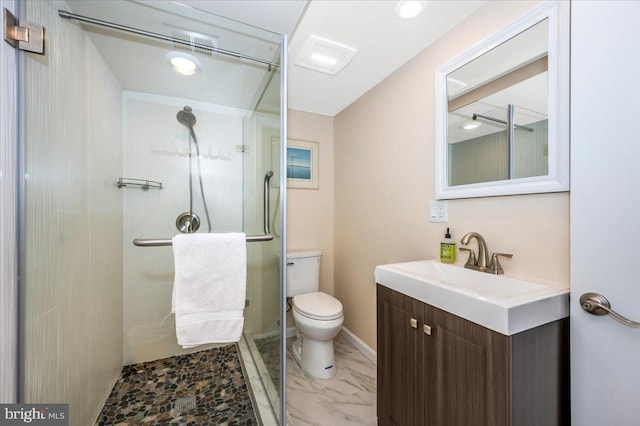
[
  {"left": 377, "top": 285, "right": 424, "bottom": 426},
  {"left": 423, "top": 304, "right": 510, "bottom": 426}
]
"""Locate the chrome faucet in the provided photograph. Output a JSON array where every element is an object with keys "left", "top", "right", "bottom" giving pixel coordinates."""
[{"left": 459, "top": 232, "right": 513, "bottom": 275}]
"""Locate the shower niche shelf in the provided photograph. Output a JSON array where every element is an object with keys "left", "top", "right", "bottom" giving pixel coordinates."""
[{"left": 116, "top": 177, "right": 163, "bottom": 190}]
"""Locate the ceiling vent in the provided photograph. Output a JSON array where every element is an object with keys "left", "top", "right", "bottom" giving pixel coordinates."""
[
  {"left": 294, "top": 35, "right": 357, "bottom": 75},
  {"left": 170, "top": 30, "right": 218, "bottom": 57}
]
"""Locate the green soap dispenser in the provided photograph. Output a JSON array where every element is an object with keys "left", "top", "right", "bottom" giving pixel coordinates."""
[{"left": 440, "top": 228, "right": 456, "bottom": 263}]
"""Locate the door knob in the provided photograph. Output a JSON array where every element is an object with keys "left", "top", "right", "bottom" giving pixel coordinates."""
[{"left": 580, "top": 292, "right": 640, "bottom": 328}]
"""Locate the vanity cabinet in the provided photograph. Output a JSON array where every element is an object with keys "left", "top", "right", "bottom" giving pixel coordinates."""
[{"left": 377, "top": 284, "right": 569, "bottom": 426}]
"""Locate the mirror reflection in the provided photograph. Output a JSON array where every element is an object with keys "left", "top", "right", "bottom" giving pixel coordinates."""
[{"left": 446, "top": 19, "right": 548, "bottom": 186}]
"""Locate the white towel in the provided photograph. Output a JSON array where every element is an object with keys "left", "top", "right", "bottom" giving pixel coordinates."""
[{"left": 172, "top": 232, "right": 246, "bottom": 348}]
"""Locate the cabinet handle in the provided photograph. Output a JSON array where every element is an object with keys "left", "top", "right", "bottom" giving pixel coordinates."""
[
  {"left": 424, "top": 324, "right": 432, "bottom": 336},
  {"left": 410, "top": 318, "right": 418, "bottom": 328}
]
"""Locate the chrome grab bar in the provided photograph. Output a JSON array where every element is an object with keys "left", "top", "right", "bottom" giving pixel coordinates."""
[
  {"left": 264, "top": 171, "right": 273, "bottom": 235},
  {"left": 133, "top": 170, "right": 275, "bottom": 247},
  {"left": 580, "top": 292, "right": 640, "bottom": 328}
]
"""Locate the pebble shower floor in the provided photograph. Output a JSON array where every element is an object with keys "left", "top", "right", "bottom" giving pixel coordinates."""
[{"left": 96, "top": 344, "right": 257, "bottom": 425}]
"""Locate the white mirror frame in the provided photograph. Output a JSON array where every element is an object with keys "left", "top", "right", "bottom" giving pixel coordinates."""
[{"left": 435, "top": 1, "right": 569, "bottom": 199}]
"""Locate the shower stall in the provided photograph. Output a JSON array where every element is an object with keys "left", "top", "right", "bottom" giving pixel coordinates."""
[{"left": 17, "top": 0, "right": 286, "bottom": 424}]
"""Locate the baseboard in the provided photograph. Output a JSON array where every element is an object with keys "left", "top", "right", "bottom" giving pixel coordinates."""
[
  {"left": 285, "top": 325, "right": 377, "bottom": 364},
  {"left": 341, "top": 326, "right": 377, "bottom": 365}
]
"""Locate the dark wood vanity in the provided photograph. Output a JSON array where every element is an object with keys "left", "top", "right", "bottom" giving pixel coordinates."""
[{"left": 376, "top": 284, "right": 569, "bottom": 426}]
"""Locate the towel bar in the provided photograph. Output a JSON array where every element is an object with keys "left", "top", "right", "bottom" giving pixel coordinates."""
[{"left": 133, "top": 234, "right": 274, "bottom": 246}]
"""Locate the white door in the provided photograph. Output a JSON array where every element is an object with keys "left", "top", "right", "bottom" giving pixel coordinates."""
[{"left": 571, "top": 2, "right": 640, "bottom": 424}]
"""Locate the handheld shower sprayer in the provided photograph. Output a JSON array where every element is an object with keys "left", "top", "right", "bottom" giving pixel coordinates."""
[
  {"left": 177, "top": 106, "right": 198, "bottom": 142},
  {"left": 175, "top": 106, "right": 212, "bottom": 233},
  {"left": 177, "top": 106, "right": 197, "bottom": 128}
]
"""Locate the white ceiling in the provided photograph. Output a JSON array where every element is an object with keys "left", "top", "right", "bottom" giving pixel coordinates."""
[
  {"left": 65, "top": 0, "right": 488, "bottom": 117},
  {"left": 66, "top": 0, "right": 283, "bottom": 110},
  {"left": 288, "top": 0, "right": 486, "bottom": 117},
  {"left": 175, "top": 0, "right": 307, "bottom": 38},
  {"left": 164, "top": 0, "right": 491, "bottom": 118}
]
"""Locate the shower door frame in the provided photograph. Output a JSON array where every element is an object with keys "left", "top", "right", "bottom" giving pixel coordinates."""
[{"left": 278, "top": 33, "right": 288, "bottom": 425}]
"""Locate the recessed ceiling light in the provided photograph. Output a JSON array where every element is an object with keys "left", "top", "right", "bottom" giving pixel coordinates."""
[
  {"left": 395, "top": 1, "right": 426, "bottom": 20},
  {"left": 166, "top": 51, "right": 201, "bottom": 76},
  {"left": 460, "top": 121, "right": 481, "bottom": 130}
]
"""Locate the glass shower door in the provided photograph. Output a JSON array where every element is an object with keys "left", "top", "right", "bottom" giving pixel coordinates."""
[
  {"left": 18, "top": 1, "right": 285, "bottom": 424},
  {"left": 242, "top": 61, "right": 284, "bottom": 420}
]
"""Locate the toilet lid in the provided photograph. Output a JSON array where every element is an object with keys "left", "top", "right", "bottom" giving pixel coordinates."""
[{"left": 293, "top": 292, "right": 343, "bottom": 321}]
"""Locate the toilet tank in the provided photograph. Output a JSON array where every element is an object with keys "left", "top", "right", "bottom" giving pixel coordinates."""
[{"left": 286, "top": 250, "right": 322, "bottom": 297}]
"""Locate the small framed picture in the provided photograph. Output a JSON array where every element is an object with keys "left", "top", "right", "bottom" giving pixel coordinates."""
[
  {"left": 287, "top": 140, "right": 318, "bottom": 189},
  {"left": 271, "top": 137, "right": 319, "bottom": 189}
]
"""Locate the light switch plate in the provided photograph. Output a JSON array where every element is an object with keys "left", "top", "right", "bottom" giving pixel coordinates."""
[{"left": 429, "top": 200, "right": 448, "bottom": 223}]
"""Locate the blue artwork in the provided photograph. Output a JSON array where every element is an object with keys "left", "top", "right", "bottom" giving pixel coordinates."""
[{"left": 287, "top": 147, "right": 312, "bottom": 180}]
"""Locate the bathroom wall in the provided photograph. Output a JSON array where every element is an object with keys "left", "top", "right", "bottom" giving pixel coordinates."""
[
  {"left": 22, "top": 0, "right": 123, "bottom": 423},
  {"left": 122, "top": 92, "right": 245, "bottom": 364},
  {"left": 334, "top": 0, "right": 568, "bottom": 350},
  {"left": 287, "top": 109, "right": 335, "bottom": 296}
]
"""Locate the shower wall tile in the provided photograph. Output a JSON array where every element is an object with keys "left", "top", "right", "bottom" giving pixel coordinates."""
[
  {"left": 23, "top": 1, "right": 123, "bottom": 424},
  {"left": 122, "top": 92, "right": 245, "bottom": 364},
  {"left": 0, "top": 0, "right": 19, "bottom": 403}
]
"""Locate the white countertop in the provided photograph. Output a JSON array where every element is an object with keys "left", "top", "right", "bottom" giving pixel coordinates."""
[{"left": 375, "top": 260, "right": 569, "bottom": 335}]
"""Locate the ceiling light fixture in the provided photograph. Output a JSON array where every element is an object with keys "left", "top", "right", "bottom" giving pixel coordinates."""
[
  {"left": 294, "top": 35, "right": 357, "bottom": 75},
  {"left": 166, "top": 51, "right": 201, "bottom": 76},
  {"left": 395, "top": 1, "right": 426, "bottom": 20},
  {"left": 310, "top": 53, "right": 338, "bottom": 66},
  {"left": 460, "top": 121, "right": 481, "bottom": 130}
]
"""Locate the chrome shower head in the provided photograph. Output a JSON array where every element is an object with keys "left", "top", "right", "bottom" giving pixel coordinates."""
[{"left": 177, "top": 106, "right": 196, "bottom": 128}]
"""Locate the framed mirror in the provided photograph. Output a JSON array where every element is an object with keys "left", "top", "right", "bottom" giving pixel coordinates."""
[{"left": 435, "top": 1, "right": 569, "bottom": 199}]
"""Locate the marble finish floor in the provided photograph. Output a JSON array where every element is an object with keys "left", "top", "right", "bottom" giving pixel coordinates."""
[
  {"left": 96, "top": 344, "right": 257, "bottom": 425},
  {"left": 287, "top": 333, "right": 377, "bottom": 426}
]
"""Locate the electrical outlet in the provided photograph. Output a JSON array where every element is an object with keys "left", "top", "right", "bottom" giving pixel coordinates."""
[{"left": 429, "top": 200, "right": 448, "bottom": 223}]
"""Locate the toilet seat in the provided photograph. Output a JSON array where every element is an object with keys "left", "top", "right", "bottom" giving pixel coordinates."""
[{"left": 293, "top": 292, "right": 343, "bottom": 321}]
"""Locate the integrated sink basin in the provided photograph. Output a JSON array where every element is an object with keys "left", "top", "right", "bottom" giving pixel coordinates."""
[{"left": 375, "top": 260, "right": 569, "bottom": 335}]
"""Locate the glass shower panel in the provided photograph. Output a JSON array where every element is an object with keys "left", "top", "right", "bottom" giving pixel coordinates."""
[
  {"left": 242, "top": 62, "right": 283, "bottom": 418},
  {"left": 20, "top": 1, "right": 284, "bottom": 424}
]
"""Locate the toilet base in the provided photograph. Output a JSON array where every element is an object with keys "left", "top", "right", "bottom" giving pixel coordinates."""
[{"left": 292, "top": 335, "right": 337, "bottom": 379}]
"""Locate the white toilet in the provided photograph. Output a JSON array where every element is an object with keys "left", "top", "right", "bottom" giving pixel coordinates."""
[{"left": 286, "top": 250, "right": 344, "bottom": 379}]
